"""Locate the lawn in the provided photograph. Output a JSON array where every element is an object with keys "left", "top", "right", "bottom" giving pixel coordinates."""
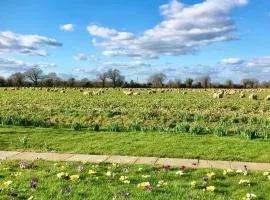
[
  {"left": 1, "top": 126, "right": 270, "bottom": 162},
  {"left": 0, "top": 159, "right": 269, "bottom": 199}
]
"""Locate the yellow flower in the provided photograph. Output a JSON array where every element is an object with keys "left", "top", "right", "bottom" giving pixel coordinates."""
[
  {"left": 223, "top": 168, "right": 234, "bottom": 176},
  {"left": 190, "top": 181, "right": 197, "bottom": 187},
  {"left": 3, "top": 180, "right": 12, "bottom": 187},
  {"left": 206, "top": 185, "right": 216, "bottom": 192},
  {"left": 137, "top": 182, "right": 151, "bottom": 189},
  {"left": 88, "top": 169, "right": 96, "bottom": 175},
  {"left": 57, "top": 172, "right": 69, "bottom": 179},
  {"left": 70, "top": 174, "right": 80, "bottom": 181},
  {"left": 14, "top": 172, "right": 22, "bottom": 177},
  {"left": 207, "top": 172, "right": 216, "bottom": 179},
  {"left": 27, "top": 196, "right": 34, "bottom": 200},
  {"left": 157, "top": 180, "right": 168, "bottom": 187}
]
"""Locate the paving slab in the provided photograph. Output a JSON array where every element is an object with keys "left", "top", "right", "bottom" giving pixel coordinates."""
[
  {"left": 9, "top": 152, "right": 73, "bottom": 161},
  {"left": 1, "top": 151, "right": 270, "bottom": 171},
  {"left": 66, "top": 154, "right": 110, "bottom": 163},
  {"left": 156, "top": 158, "right": 197, "bottom": 167},
  {"left": 106, "top": 155, "right": 139, "bottom": 164},
  {"left": 135, "top": 157, "right": 158, "bottom": 165},
  {"left": 0, "top": 151, "right": 21, "bottom": 159}
]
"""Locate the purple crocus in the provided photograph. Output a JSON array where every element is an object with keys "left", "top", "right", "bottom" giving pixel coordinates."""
[
  {"left": 19, "top": 161, "right": 26, "bottom": 169},
  {"left": 202, "top": 176, "right": 208, "bottom": 182},
  {"left": 31, "top": 183, "right": 37, "bottom": 189},
  {"left": 32, "top": 177, "right": 38, "bottom": 183},
  {"left": 66, "top": 187, "right": 72, "bottom": 193},
  {"left": 7, "top": 192, "right": 18, "bottom": 197},
  {"left": 77, "top": 166, "right": 84, "bottom": 172}
]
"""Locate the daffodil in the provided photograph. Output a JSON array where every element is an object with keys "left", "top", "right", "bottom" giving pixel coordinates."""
[
  {"left": 88, "top": 169, "right": 96, "bottom": 175},
  {"left": 263, "top": 172, "right": 269, "bottom": 176},
  {"left": 207, "top": 172, "right": 216, "bottom": 179},
  {"left": 223, "top": 168, "right": 234, "bottom": 176},
  {"left": 206, "top": 185, "right": 216, "bottom": 192},
  {"left": 3, "top": 180, "right": 12, "bottom": 187},
  {"left": 70, "top": 174, "right": 80, "bottom": 181},
  {"left": 137, "top": 182, "right": 151, "bottom": 189},
  {"left": 239, "top": 179, "right": 250, "bottom": 186},
  {"left": 57, "top": 172, "right": 69, "bottom": 179}
]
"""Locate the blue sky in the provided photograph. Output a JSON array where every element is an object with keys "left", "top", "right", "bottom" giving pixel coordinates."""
[{"left": 0, "top": 0, "right": 269, "bottom": 83}]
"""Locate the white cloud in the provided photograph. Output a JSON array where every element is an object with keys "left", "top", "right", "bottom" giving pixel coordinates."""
[
  {"left": 60, "top": 24, "right": 75, "bottom": 31},
  {"left": 73, "top": 53, "right": 100, "bottom": 62},
  {"left": 221, "top": 57, "right": 244, "bottom": 65},
  {"left": 101, "top": 60, "right": 151, "bottom": 69},
  {"left": 0, "top": 31, "right": 62, "bottom": 56},
  {"left": 247, "top": 56, "right": 270, "bottom": 67},
  {"left": 87, "top": 0, "right": 248, "bottom": 58},
  {"left": 0, "top": 57, "right": 57, "bottom": 73}
]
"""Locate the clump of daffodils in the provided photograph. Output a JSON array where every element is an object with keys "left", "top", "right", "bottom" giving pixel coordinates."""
[
  {"left": 3, "top": 180, "right": 12, "bottom": 187},
  {"left": 142, "top": 175, "right": 151, "bottom": 178},
  {"left": 137, "top": 182, "right": 152, "bottom": 191},
  {"left": 88, "top": 169, "right": 96, "bottom": 175},
  {"left": 119, "top": 176, "right": 130, "bottom": 184},
  {"left": 106, "top": 171, "right": 115, "bottom": 177},
  {"left": 157, "top": 180, "right": 168, "bottom": 187},
  {"left": 207, "top": 172, "right": 216, "bottom": 179},
  {"left": 57, "top": 172, "right": 69, "bottom": 179},
  {"left": 190, "top": 181, "right": 197, "bottom": 188},
  {"left": 70, "top": 174, "right": 80, "bottom": 181},
  {"left": 205, "top": 185, "right": 216, "bottom": 192},
  {"left": 223, "top": 168, "right": 235, "bottom": 176},
  {"left": 239, "top": 179, "right": 250, "bottom": 186}
]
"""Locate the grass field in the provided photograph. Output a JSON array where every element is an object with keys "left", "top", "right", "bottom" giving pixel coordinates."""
[
  {"left": 1, "top": 126, "right": 270, "bottom": 162},
  {"left": 1, "top": 87, "right": 270, "bottom": 199},
  {"left": 0, "top": 160, "right": 270, "bottom": 200}
]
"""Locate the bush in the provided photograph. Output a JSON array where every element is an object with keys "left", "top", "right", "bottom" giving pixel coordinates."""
[
  {"left": 174, "top": 123, "right": 190, "bottom": 133},
  {"left": 214, "top": 123, "right": 228, "bottom": 137},
  {"left": 72, "top": 122, "right": 83, "bottom": 131},
  {"left": 128, "top": 121, "right": 141, "bottom": 131},
  {"left": 90, "top": 123, "right": 100, "bottom": 132}
]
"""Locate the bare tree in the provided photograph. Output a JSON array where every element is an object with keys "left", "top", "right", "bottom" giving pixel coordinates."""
[
  {"left": 199, "top": 76, "right": 211, "bottom": 88},
  {"left": 148, "top": 73, "right": 167, "bottom": 88},
  {"left": 226, "top": 80, "right": 233, "bottom": 88},
  {"left": 9, "top": 72, "right": 25, "bottom": 86},
  {"left": 98, "top": 72, "right": 107, "bottom": 88},
  {"left": 24, "top": 68, "right": 44, "bottom": 87},
  {"left": 106, "top": 69, "right": 125, "bottom": 88},
  {"left": 185, "top": 78, "right": 193, "bottom": 88}
]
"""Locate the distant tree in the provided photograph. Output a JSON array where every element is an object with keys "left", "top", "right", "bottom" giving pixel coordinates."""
[
  {"left": 167, "top": 79, "right": 181, "bottom": 88},
  {"left": 241, "top": 78, "right": 259, "bottom": 88},
  {"left": 199, "top": 76, "right": 211, "bottom": 88},
  {"left": 106, "top": 69, "right": 125, "bottom": 88},
  {"left": 9, "top": 72, "right": 25, "bottom": 86},
  {"left": 43, "top": 72, "right": 60, "bottom": 87},
  {"left": 0, "top": 76, "right": 6, "bottom": 87},
  {"left": 148, "top": 73, "right": 167, "bottom": 88},
  {"left": 226, "top": 80, "right": 233, "bottom": 88},
  {"left": 67, "top": 78, "right": 76, "bottom": 87},
  {"left": 98, "top": 72, "right": 107, "bottom": 88},
  {"left": 24, "top": 68, "right": 44, "bottom": 87},
  {"left": 185, "top": 78, "right": 193, "bottom": 88}
]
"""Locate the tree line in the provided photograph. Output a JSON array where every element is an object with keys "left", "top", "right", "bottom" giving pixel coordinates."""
[{"left": 1, "top": 67, "right": 270, "bottom": 89}]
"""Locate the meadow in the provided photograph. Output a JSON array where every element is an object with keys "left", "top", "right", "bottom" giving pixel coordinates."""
[
  {"left": 0, "top": 159, "right": 270, "bottom": 200},
  {"left": 1, "top": 87, "right": 270, "bottom": 199}
]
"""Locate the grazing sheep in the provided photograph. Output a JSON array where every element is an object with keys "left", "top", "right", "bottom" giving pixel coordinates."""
[
  {"left": 133, "top": 92, "right": 140, "bottom": 96},
  {"left": 240, "top": 93, "right": 245, "bottom": 98},
  {"left": 213, "top": 92, "right": 223, "bottom": 99},
  {"left": 249, "top": 93, "right": 257, "bottom": 100},
  {"left": 83, "top": 91, "right": 92, "bottom": 96},
  {"left": 265, "top": 95, "right": 270, "bottom": 101},
  {"left": 123, "top": 91, "right": 133, "bottom": 96}
]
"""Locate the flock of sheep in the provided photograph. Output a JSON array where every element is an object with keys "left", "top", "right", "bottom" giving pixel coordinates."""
[{"left": 2, "top": 87, "right": 270, "bottom": 101}]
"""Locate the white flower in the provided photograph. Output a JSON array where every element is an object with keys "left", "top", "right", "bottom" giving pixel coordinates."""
[
  {"left": 263, "top": 172, "right": 269, "bottom": 176},
  {"left": 246, "top": 192, "right": 257, "bottom": 199},
  {"left": 137, "top": 168, "right": 143, "bottom": 172},
  {"left": 142, "top": 175, "right": 150, "bottom": 178},
  {"left": 176, "top": 170, "right": 184, "bottom": 176},
  {"left": 239, "top": 179, "right": 250, "bottom": 186},
  {"left": 157, "top": 180, "right": 168, "bottom": 187}
]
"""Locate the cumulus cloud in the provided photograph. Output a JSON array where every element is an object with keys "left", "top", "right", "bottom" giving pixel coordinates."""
[
  {"left": 59, "top": 24, "right": 75, "bottom": 31},
  {"left": 0, "top": 31, "right": 62, "bottom": 56},
  {"left": 221, "top": 57, "right": 244, "bottom": 65},
  {"left": 87, "top": 0, "right": 248, "bottom": 58},
  {"left": 0, "top": 57, "right": 57, "bottom": 73},
  {"left": 101, "top": 60, "right": 151, "bottom": 69}
]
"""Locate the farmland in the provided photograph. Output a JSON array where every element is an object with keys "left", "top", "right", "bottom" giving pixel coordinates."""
[
  {"left": 1, "top": 87, "right": 270, "bottom": 199},
  {"left": 1, "top": 88, "right": 270, "bottom": 139}
]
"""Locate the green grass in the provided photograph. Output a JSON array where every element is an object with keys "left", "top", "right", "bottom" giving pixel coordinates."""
[
  {"left": 1, "top": 126, "right": 270, "bottom": 162},
  {"left": 0, "top": 159, "right": 270, "bottom": 199}
]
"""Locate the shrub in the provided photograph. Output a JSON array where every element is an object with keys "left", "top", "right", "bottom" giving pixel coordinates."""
[
  {"left": 72, "top": 122, "right": 83, "bottom": 131},
  {"left": 108, "top": 122, "right": 120, "bottom": 132},
  {"left": 214, "top": 123, "right": 228, "bottom": 137},
  {"left": 128, "top": 121, "right": 141, "bottom": 131},
  {"left": 90, "top": 123, "right": 100, "bottom": 132}
]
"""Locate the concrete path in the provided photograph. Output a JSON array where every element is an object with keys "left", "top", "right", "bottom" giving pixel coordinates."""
[{"left": 1, "top": 150, "right": 269, "bottom": 171}]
